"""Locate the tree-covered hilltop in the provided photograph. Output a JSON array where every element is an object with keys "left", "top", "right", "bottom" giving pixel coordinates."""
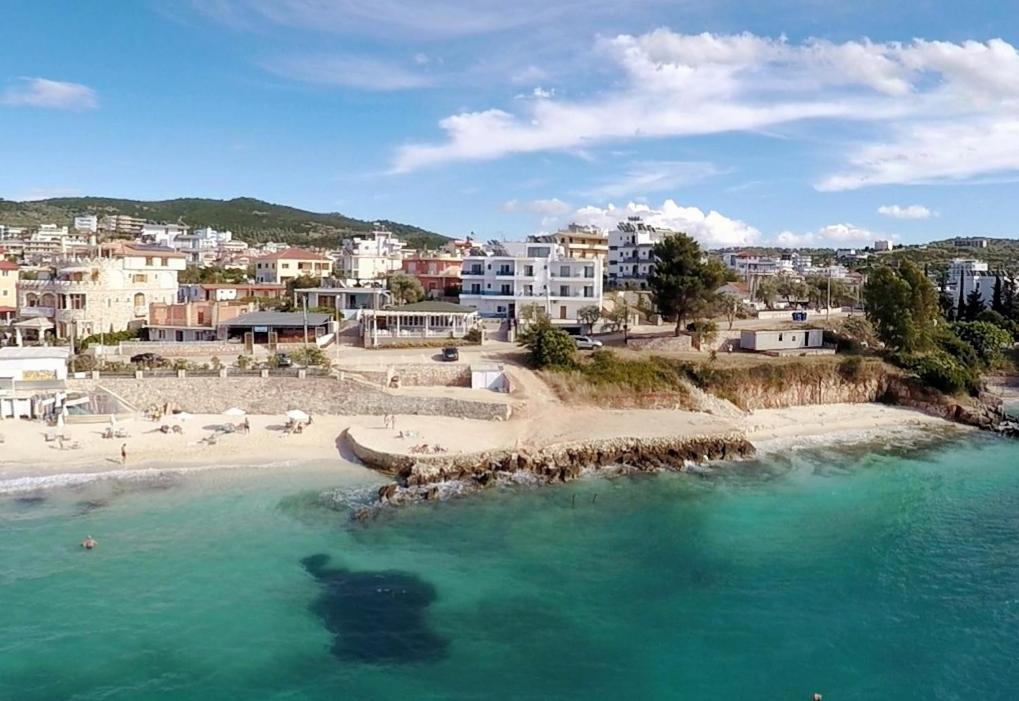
[{"left": 0, "top": 196, "right": 450, "bottom": 250}]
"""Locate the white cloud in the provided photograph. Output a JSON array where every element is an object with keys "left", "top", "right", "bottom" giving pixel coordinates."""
[
  {"left": 774, "top": 223, "right": 881, "bottom": 247},
  {"left": 501, "top": 198, "right": 572, "bottom": 216},
  {"left": 569, "top": 199, "right": 760, "bottom": 248},
  {"left": 818, "top": 118, "right": 1019, "bottom": 190},
  {"left": 2, "top": 78, "right": 97, "bottom": 110},
  {"left": 586, "top": 160, "right": 719, "bottom": 198},
  {"left": 877, "top": 204, "right": 934, "bottom": 220},
  {"left": 196, "top": 0, "right": 613, "bottom": 38},
  {"left": 264, "top": 54, "right": 433, "bottom": 90},
  {"left": 390, "top": 30, "right": 1019, "bottom": 185}
]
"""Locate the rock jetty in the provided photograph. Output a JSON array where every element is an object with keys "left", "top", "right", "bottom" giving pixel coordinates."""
[{"left": 350, "top": 431, "right": 755, "bottom": 518}]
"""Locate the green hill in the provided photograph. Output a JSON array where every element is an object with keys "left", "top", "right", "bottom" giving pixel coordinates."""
[{"left": 0, "top": 196, "right": 449, "bottom": 250}]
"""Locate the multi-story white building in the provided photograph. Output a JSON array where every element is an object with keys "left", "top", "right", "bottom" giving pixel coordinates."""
[
  {"left": 73, "top": 215, "right": 98, "bottom": 233},
  {"left": 337, "top": 229, "right": 406, "bottom": 285},
  {"left": 607, "top": 217, "right": 677, "bottom": 289},
  {"left": 141, "top": 223, "right": 188, "bottom": 246},
  {"left": 459, "top": 242, "right": 602, "bottom": 323},
  {"left": 100, "top": 214, "right": 146, "bottom": 236},
  {"left": 16, "top": 242, "right": 186, "bottom": 339},
  {"left": 947, "top": 258, "right": 1000, "bottom": 311},
  {"left": 192, "top": 226, "right": 233, "bottom": 245},
  {"left": 874, "top": 240, "right": 894, "bottom": 252}
]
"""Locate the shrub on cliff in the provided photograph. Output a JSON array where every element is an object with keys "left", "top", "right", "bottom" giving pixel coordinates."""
[
  {"left": 896, "top": 350, "right": 975, "bottom": 395},
  {"left": 951, "top": 321, "right": 1013, "bottom": 366}
]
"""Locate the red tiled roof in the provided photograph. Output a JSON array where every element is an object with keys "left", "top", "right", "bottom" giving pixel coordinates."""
[
  {"left": 254, "top": 247, "right": 330, "bottom": 261},
  {"left": 0, "top": 261, "right": 18, "bottom": 271}
]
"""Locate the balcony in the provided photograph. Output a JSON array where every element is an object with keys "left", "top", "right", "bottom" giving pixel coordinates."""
[
  {"left": 459, "top": 290, "right": 515, "bottom": 297},
  {"left": 20, "top": 306, "right": 55, "bottom": 318},
  {"left": 460, "top": 269, "right": 485, "bottom": 277}
]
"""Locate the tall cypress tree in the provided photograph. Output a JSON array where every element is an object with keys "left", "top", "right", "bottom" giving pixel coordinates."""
[
  {"left": 992, "top": 275, "right": 1004, "bottom": 314},
  {"left": 964, "top": 287, "right": 984, "bottom": 321},
  {"left": 957, "top": 269, "right": 967, "bottom": 321}
]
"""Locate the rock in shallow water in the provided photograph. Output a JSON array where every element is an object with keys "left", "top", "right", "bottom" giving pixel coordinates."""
[{"left": 301, "top": 553, "right": 449, "bottom": 664}]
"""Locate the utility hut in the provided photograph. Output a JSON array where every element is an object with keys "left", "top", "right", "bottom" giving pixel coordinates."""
[{"left": 740, "top": 328, "right": 830, "bottom": 356}]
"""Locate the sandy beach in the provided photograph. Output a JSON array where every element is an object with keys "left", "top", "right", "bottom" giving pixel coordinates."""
[{"left": 0, "top": 400, "right": 964, "bottom": 493}]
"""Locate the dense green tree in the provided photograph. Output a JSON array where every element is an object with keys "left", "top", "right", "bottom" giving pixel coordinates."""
[
  {"left": 386, "top": 273, "right": 425, "bottom": 305},
  {"left": 952, "top": 321, "right": 1012, "bottom": 365},
  {"left": 776, "top": 276, "right": 807, "bottom": 305},
  {"left": 577, "top": 305, "right": 601, "bottom": 334},
  {"left": 862, "top": 261, "right": 940, "bottom": 352},
  {"left": 647, "top": 233, "right": 729, "bottom": 335},
  {"left": 178, "top": 265, "right": 249, "bottom": 284},
  {"left": 755, "top": 277, "right": 778, "bottom": 310},
  {"left": 517, "top": 316, "right": 576, "bottom": 369}
]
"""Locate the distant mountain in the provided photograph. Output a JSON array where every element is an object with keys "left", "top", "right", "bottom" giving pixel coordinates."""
[{"left": 0, "top": 196, "right": 450, "bottom": 249}]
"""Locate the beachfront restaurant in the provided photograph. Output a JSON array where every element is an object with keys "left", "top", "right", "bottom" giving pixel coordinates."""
[
  {"left": 220, "top": 311, "right": 332, "bottom": 345},
  {"left": 359, "top": 301, "right": 480, "bottom": 347},
  {"left": 0, "top": 346, "right": 69, "bottom": 419}
]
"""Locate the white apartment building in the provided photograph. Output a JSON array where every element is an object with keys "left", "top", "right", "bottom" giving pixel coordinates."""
[
  {"left": 192, "top": 226, "right": 233, "bottom": 245},
  {"left": 73, "top": 215, "right": 98, "bottom": 233},
  {"left": 607, "top": 217, "right": 677, "bottom": 289},
  {"left": 459, "top": 242, "right": 602, "bottom": 323},
  {"left": 16, "top": 242, "right": 186, "bottom": 339},
  {"left": 337, "top": 229, "right": 406, "bottom": 285},
  {"left": 141, "top": 223, "right": 188, "bottom": 246},
  {"left": 947, "top": 258, "right": 999, "bottom": 310},
  {"left": 874, "top": 240, "right": 894, "bottom": 252}
]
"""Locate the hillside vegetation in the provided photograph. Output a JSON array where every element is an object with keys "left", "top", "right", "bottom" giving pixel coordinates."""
[{"left": 0, "top": 196, "right": 449, "bottom": 250}]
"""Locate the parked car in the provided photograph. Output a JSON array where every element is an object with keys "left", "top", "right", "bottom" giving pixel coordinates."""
[
  {"left": 440, "top": 346, "right": 460, "bottom": 362},
  {"left": 130, "top": 352, "right": 166, "bottom": 367},
  {"left": 273, "top": 352, "right": 293, "bottom": 368},
  {"left": 574, "top": 336, "right": 603, "bottom": 350}
]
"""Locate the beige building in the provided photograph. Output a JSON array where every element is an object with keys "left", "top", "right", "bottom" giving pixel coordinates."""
[
  {"left": 0, "top": 260, "right": 18, "bottom": 310},
  {"left": 17, "top": 243, "right": 186, "bottom": 339},
  {"left": 529, "top": 224, "right": 608, "bottom": 262},
  {"left": 253, "top": 247, "right": 332, "bottom": 285}
]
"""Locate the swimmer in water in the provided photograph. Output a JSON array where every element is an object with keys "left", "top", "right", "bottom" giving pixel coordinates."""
[{"left": 81, "top": 535, "right": 97, "bottom": 550}]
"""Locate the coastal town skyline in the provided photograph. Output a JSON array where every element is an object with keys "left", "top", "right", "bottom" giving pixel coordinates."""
[{"left": 5, "top": 1, "right": 1019, "bottom": 247}]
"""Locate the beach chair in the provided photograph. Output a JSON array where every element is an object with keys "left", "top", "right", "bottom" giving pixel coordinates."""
[
  {"left": 114, "top": 429, "right": 129, "bottom": 438},
  {"left": 45, "top": 430, "right": 57, "bottom": 442}
]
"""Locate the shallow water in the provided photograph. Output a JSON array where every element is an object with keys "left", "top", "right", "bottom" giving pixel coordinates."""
[{"left": 2, "top": 432, "right": 1019, "bottom": 699}]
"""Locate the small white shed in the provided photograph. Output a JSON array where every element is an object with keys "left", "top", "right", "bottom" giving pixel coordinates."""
[
  {"left": 471, "top": 363, "right": 508, "bottom": 392},
  {"left": 740, "top": 328, "right": 824, "bottom": 352}
]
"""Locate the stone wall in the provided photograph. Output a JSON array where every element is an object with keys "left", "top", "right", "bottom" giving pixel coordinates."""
[
  {"left": 105, "top": 341, "right": 243, "bottom": 358},
  {"left": 343, "top": 363, "right": 471, "bottom": 388},
  {"left": 67, "top": 376, "right": 510, "bottom": 420},
  {"left": 626, "top": 333, "right": 693, "bottom": 352}
]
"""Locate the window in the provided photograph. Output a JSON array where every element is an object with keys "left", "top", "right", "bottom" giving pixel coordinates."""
[
  {"left": 559, "top": 285, "right": 570, "bottom": 297},
  {"left": 281, "top": 263, "right": 290, "bottom": 269},
  {"left": 500, "top": 284, "right": 511, "bottom": 295},
  {"left": 560, "top": 265, "right": 571, "bottom": 277},
  {"left": 70, "top": 293, "right": 86, "bottom": 309},
  {"left": 145, "top": 257, "right": 154, "bottom": 266},
  {"left": 161, "top": 257, "right": 169, "bottom": 266},
  {"left": 778, "top": 333, "right": 784, "bottom": 342},
  {"left": 132, "top": 274, "right": 148, "bottom": 284},
  {"left": 524, "top": 265, "right": 534, "bottom": 277},
  {"left": 133, "top": 293, "right": 146, "bottom": 309}
]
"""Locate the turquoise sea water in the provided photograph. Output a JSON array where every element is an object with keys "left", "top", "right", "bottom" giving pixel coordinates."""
[{"left": 2, "top": 431, "right": 1019, "bottom": 700}]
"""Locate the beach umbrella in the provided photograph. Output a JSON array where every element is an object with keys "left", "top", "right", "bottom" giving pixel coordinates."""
[
  {"left": 223, "top": 407, "right": 246, "bottom": 417},
  {"left": 109, "top": 415, "right": 118, "bottom": 428},
  {"left": 286, "top": 409, "right": 310, "bottom": 422},
  {"left": 56, "top": 413, "right": 65, "bottom": 430}
]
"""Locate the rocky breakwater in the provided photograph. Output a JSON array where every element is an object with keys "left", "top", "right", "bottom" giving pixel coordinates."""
[{"left": 351, "top": 432, "right": 755, "bottom": 518}]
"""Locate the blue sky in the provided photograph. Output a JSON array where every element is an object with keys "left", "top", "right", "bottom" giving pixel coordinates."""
[{"left": 3, "top": 1, "right": 1019, "bottom": 248}]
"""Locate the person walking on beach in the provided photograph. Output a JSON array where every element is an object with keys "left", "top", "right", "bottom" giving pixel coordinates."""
[{"left": 120, "top": 443, "right": 127, "bottom": 465}]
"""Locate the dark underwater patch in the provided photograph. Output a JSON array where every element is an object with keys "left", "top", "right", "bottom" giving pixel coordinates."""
[{"left": 301, "top": 553, "right": 449, "bottom": 664}]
